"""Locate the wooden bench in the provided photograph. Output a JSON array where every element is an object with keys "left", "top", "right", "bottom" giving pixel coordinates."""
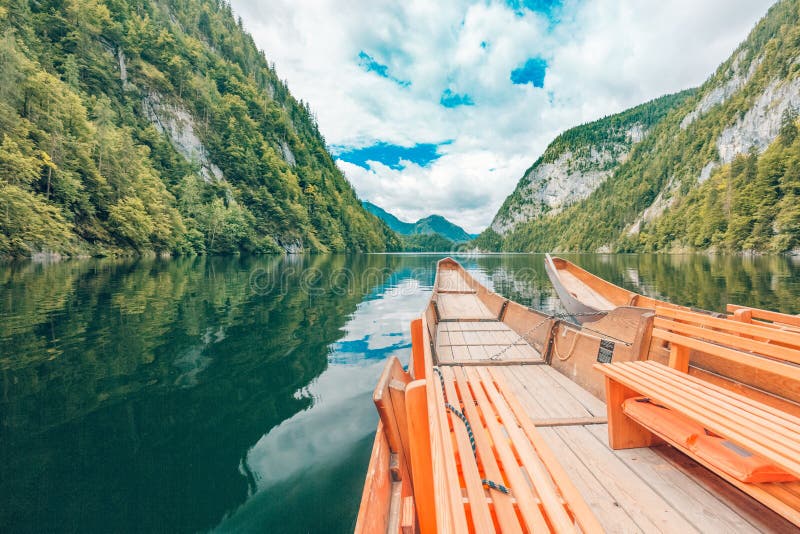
[
  {"left": 728, "top": 304, "right": 800, "bottom": 333},
  {"left": 420, "top": 323, "right": 602, "bottom": 533},
  {"left": 595, "top": 306, "right": 800, "bottom": 525}
]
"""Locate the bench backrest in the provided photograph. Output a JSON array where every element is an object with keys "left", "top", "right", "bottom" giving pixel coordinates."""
[
  {"left": 652, "top": 306, "right": 800, "bottom": 382},
  {"left": 727, "top": 304, "right": 800, "bottom": 331}
]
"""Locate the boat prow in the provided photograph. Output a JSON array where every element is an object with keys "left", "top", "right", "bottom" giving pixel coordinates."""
[{"left": 545, "top": 254, "right": 687, "bottom": 322}]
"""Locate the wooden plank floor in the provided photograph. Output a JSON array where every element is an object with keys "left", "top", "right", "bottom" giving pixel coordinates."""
[
  {"left": 436, "top": 269, "right": 476, "bottom": 293},
  {"left": 493, "top": 364, "right": 798, "bottom": 533},
  {"left": 436, "top": 321, "right": 542, "bottom": 364},
  {"left": 436, "top": 293, "right": 497, "bottom": 321}
]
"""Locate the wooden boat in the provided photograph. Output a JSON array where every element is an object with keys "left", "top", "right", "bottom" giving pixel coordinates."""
[
  {"left": 355, "top": 257, "right": 800, "bottom": 533},
  {"left": 544, "top": 254, "right": 687, "bottom": 321},
  {"left": 545, "top": 254, "right": 800, "bottom": 332}
]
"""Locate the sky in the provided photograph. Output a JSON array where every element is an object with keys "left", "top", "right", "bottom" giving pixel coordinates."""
[{"left": 229, "top": 0, "right": 777, "bottom": 233}]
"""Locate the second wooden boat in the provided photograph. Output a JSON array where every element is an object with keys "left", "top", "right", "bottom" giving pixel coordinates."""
[{"left": 544, "top": 254, "right": 685, "bottom": 321}]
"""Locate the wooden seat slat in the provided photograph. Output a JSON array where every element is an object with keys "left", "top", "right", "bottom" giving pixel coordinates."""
[
  {"left": 605, "top": 362, "right": 800, "bottom": 462},
  {"left": 654, "top": 316, "right": 800, "bottom": 365},
  {"left": 487, "top": 368, "right": 605, "bottom": 534},
  {"left": 651, "top": 328, "right": 800, "bottom": 382},
  {"left": 623, "top": 363, "right": 800, "bottom": 455},
  {"left": 473, "top": 366, "right": 579, "bottom": 533},
  {"left": 634, "top": 361, "right": 800, "bottom": 439},
  {"left": 598, "top": 363, "right": 800, "bottom": 477},
  {"left": 638, "top": 361, "right": 800, "bottom": 432},
  {"left": 429, "top": 361, "right": 470, "bottom": 531},
  {"left": 660, "top": 306, "right": 800, "bottom": 348},
  {"left": 454, "top": 367, "right": 541, "bottom": 533},
  {"left": 727, "top": 305, "right": 800, "bottom": 329},
  {"left": 440, "top": 368, "right": 496, "bottom": 532}
]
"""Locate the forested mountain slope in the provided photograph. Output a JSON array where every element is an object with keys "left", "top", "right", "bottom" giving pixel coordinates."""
[
  {"left": 363, "top": 201, "right": 476, "bottom": 242},
  {"left": 0, "top": 0, "right": 399, "bottom": 257},
  {"left": 478, "top": 0, "right": 800, "bottom": 253}
]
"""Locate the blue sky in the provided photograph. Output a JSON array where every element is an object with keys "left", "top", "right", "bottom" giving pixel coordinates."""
[{"left": 230, "top": 0, "right": 775, "bottom": 232}]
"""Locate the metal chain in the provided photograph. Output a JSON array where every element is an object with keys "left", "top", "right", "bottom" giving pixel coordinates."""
[
  {"left": 489, "top": 309, "right": 617, "bottom": 360},
  {"left": 432, "top": 366, "right": 511, "bottom": 495}
]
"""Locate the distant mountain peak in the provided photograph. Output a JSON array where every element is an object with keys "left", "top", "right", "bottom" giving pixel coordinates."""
[{"left": 362, "top": 202, "right": 476, "bottom": 243}]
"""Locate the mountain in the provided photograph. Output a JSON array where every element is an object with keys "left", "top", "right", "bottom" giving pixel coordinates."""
[
  {"left": 361, "top": 201, "right": 415, "bottom": 234},
  {"left": 477, "top": 0, "right": 800, "bottom": 254},
  {"left": 0, "top": 0, "right": 399, "bottom": 257},
  {"left": 363, "top": 201, "right": 476, "bottom": 242}
]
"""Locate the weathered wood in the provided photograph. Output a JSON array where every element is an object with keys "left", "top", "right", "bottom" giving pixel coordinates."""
[
  {"left": 584, "top": 425, "right": 764, "bottom": 533},
  {"left": 530, "top": 416, "right": 608, "bottom": 427},
  {"left": 656, "top": 445, "right": 800, "bottom": 532},
  {"left": 550, "top": 424, "right": 699, "bottom": 532},
  {"left": 354, "top": 422, "right": 394, "bottom": 534},
  {"left": 437, "top": 358, "right": 544, "bottom": 366},
  {"left": 435, "top": 293, "right": 496, "bottom": 321},
  {"left": 400, "top": 496, "right": 415, "bottom": 534}
]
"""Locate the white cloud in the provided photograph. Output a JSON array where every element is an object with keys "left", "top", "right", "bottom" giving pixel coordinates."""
[{"left": 230, "top": 0, "right": 777, "bottom": 233}]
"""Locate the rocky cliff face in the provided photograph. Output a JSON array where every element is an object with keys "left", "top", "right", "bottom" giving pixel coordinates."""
[
  {"left": 479, "top": 0, "right": 800, "bottom": 254},
  {"left": 489, "top": 92, "right": 690, "bottom": 237},
  {"left": 491, "top": 125, "right": 643, "bottom": 235}
]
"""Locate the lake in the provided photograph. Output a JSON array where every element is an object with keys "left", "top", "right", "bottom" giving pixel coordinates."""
[{"left": 2, "top": 253, "right": 800, "bottom": 533}]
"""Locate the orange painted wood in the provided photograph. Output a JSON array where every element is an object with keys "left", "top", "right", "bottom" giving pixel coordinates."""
[
  {"left": 727, "top": 304, "right": 800, "bottom": 329},
  {"left": 601, "top": 363, "right": 800, "bottom": 460},
  {"left": 474, "top": 366, "right": 577, "bottom": 533},
  {"left": 374, "top": 357, "right": 411, "bottom": 455},
  {"left": 455, "top": 366, "right": 542, "bottom": 532},
  {"left": 488, "top": 368, "right": 604, "bottom": 534},
  {"left": 374, "top": 356, "right": 413, "bottom": 486},
  {"left": 668, "top": 344, "right": 690, "bottom": 373},
  {"left": 440, "top": 368, "right": 496, "bottom": 532},
  {"left": 637, "top": 361, "right": 800, "bottom": 433},
  {"left": 354, "top": 422, "right": 394, "bottom": 534},
  {"left": 425, "top": 327, "right": 469, "bottom": 533},
  {"left": 603, "top": 375, "right": 658, "bottom": 450},
  {"left": 455, "top": 367, "right": 532, "bottom": 534},
  {"left": 596, "top": 362, "right": 800, "bottom": 477},
  {"left": 410, "top": 318, "right": 426, "bottom": 381},
  {"left": 653, "top": 315, "right": 800, "bottom": 365},
  {"left": 406, "top": 380, "right": 434, "bottom": 534},
  {"left": 650, "top": 328, "right": 800, "bottom": 382},
  {"left": 617, "top": 395, "right": 800, "bottom": 527}
]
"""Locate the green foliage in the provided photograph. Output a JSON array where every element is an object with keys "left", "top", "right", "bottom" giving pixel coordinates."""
[
  {"left": 0, "top": 0, "right": 397, "bottom": 257},
  {"left": 481, "top": 0, "right": 800, "bottom": 254},
  {"left": 400, "top": 233, "right": 456, "bottom": 252}
]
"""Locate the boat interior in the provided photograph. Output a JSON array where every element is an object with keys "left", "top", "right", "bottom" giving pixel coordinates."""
[{"left": 356, "top": 257, "right": 800, "bottom": 533}]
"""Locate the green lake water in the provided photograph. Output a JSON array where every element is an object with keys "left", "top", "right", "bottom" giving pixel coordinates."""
[{"left": 2, "top": 253, "right": 800, "bottom": 533}]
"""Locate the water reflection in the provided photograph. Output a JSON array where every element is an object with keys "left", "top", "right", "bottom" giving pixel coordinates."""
[{"left": 2, "top": 253, "right": 800, "bottom": 533}]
